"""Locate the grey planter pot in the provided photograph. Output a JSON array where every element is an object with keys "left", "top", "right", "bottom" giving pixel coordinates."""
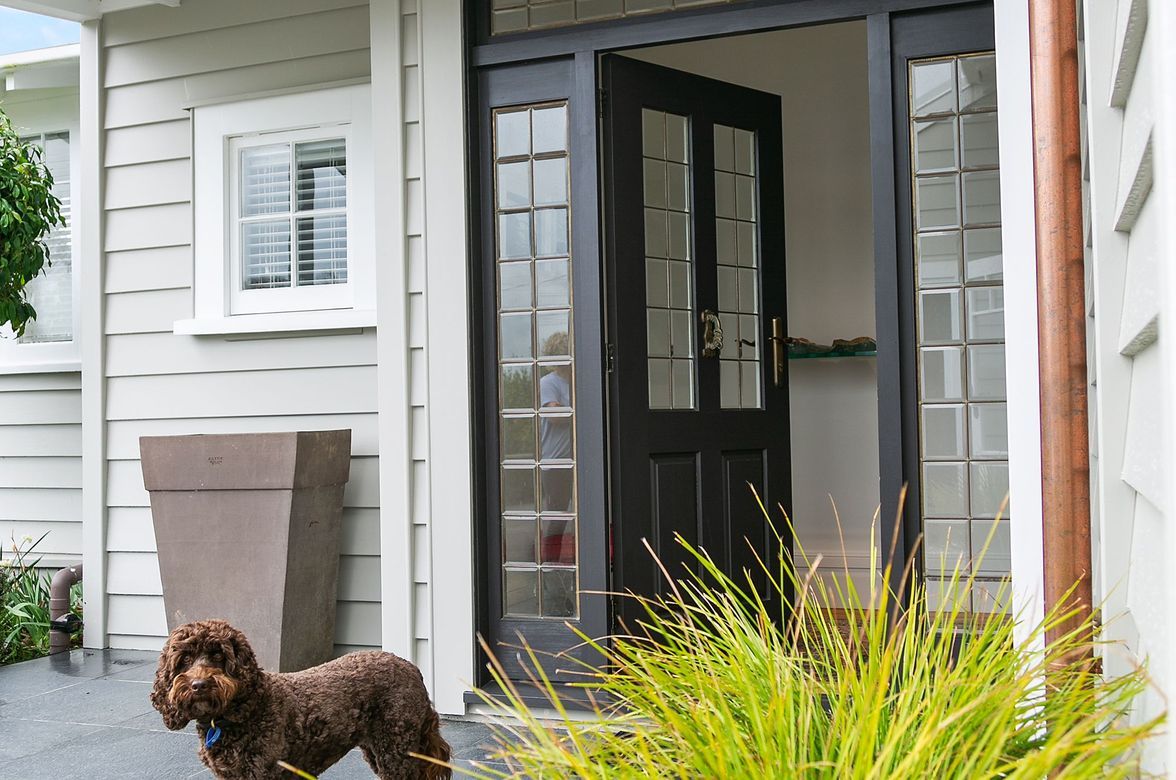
[{"left": 139, "top": 430, "right": 351, "bottom": 672}]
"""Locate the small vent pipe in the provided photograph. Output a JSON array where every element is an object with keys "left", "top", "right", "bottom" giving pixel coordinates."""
[{"left": 49, "top": 564, "right": 83, "bottom": 655}]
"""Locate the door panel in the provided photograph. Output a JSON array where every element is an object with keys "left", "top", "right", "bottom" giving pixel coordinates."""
[
  {"left": 650, "top": 452, "right": 702, "bottom": 586},
  {"left": 721, "top": 450, "right": 768, "bottom": 583},
  {"left": 603, "top": 55, "right": 792, "bottom": 628}
]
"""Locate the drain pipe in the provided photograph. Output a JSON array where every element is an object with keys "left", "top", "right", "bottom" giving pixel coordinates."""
[
  {"left": 1027, "top": 0, "right": 1093, "bottom": 650},
  {"left": 49, "top": 564, "right": 83, "bottom": 655}
]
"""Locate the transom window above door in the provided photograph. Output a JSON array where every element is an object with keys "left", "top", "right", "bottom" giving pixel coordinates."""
[{"left": 488, "top": 0, "right": 745, "bottom": 36}]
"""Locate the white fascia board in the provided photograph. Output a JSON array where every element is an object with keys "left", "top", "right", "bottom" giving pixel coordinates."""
[
  {"left": 5, "top": 61, "right": 79, "bottom": 91},
  {"left": 0, "top": 44, "right": 79, "bottom": 69},
  {"left": 0, "top": 0, "right": 177, "bottom": 21},
  {"left": 0, "top": 0, "right": 97, "bottom": 20}
]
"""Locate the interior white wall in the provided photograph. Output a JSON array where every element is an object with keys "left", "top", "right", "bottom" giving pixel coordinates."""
[{"left": 630, "top": 22, "right": 881, "bottom": 574}]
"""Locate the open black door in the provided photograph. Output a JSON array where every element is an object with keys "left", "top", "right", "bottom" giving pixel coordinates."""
[{"left": 602, "top": 56, "right": 792, "bottom": 627}]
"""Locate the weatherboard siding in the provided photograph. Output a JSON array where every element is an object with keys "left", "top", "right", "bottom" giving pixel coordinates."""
[
  {"left": 1081, "top": 0, "right": 1165, "bottom": 769},
  {"left": 99, "top": 1, "right": 381, "bottom": 655},
  {"left": 0, "top": 374, "right": 83, "bottom": 564}
]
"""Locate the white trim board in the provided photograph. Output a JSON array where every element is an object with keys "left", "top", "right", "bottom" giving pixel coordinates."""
[
  {"left": 421, "top": 0, "right": 476, "bottom": 716},
  {"left": 993, "top": 0, "right": 1045, "bottom": 644},
  {"left": 370, "top": 0, "right": 415, "bottom": 666},
  {"left": 79, "top": 18, "right": 108, "bottom": 648}
]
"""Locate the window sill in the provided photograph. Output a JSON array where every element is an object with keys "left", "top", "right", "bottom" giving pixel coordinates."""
[
  {"left": 0, "top": 359, "right": 82, "bottom": 375},
  {"left": 173, "top": 309, "right": 377, "bottom": 337}
]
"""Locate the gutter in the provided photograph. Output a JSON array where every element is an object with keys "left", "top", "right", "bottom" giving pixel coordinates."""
[{"left": 1027, "top": 0, "right": 1094, "bottom": 647}]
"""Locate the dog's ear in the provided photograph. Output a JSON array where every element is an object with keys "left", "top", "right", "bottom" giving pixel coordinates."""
[
  {"left": 150, "top": 626, "right": 191, "bottom": 730},
  {"left": 224, "top": 624, "right": 260, "bottom": 682}
]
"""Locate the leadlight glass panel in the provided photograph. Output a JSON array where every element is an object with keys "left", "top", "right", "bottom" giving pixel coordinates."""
[
  {"left": 909, "top": 53, "right": 1009, "bottom": 614},
  {"left": 493, "top": 103, "right": 579, "bottom": 619},
  {"left": 715, "top": 124, "right": 762, "bottom": 409},
  {"left": 642, "top": 109, "right": 696, "bottom": 410}
]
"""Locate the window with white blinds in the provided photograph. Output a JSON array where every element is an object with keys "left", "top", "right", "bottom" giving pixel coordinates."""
[
  {"left": 18, "top": 131, "right": 73, "bottom": 345},
  {"left": 188, "top": 84, "right": 374, "bottom": 329},
  {"left": 234, "top": 134, "right": 349, "bottom": 300}
]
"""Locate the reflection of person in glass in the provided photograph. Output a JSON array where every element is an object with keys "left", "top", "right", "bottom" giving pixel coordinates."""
[
  {"left": 539, "top": 332, "right": 576, "bottom": 575},
  {"left": 540, "top": 331, "right": 573, "bottom": 513}
]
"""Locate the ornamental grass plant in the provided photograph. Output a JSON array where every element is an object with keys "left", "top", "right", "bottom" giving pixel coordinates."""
[
  {"left": 460, "top": 496, "right": 1162, "bottom": 779},
  {"left": 1, "top": 533, "right": 82, "bottom": 665}
]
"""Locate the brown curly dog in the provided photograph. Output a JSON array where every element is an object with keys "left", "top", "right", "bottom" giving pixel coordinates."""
[{"left": 150, "top": 619, "right": 451, "bottom": 779}]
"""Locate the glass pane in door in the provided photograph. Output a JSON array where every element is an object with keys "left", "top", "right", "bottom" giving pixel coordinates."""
[
  {"left": 642, "top": 109, "right": 696, "bottom": 410},
  {"left": 715, "top": 124, "right": 763, "bottom": 409}
]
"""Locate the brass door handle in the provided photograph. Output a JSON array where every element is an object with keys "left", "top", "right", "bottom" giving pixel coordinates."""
[{"left": 768, "top": 317, "right": 785, "bottom": 387}]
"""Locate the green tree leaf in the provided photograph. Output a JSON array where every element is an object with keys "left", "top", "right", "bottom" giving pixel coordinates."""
[{"left": 0, "top": 107, "right": 64, "bottom": 336}]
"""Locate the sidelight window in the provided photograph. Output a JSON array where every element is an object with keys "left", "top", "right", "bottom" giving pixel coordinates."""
[
  {"left": 494, "top": 102, "right": 580, "bottom": 619},
  {"left": 909, "top": 53, "right": 1010, "bottom": 613}
]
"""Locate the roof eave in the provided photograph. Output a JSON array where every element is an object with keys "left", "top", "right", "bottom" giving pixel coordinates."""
[{"left": 0, "top": 0, "right": 179, "bottom": 22}]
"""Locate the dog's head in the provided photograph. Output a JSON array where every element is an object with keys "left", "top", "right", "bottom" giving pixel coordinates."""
[{"left": 150, "top": 619, "right": 260, "bottom": 730}]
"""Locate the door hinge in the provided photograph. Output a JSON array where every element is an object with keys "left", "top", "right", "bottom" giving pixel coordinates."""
[
  {"left": 597, "top": 87, "right": 609, "bottom": 119},
  {"left": 606, "top": 342, "right": 616, "bottom": 373}
]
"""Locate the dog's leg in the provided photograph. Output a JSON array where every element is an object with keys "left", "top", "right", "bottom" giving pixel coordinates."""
[{"left": 359, "top": 709, "right": 451, "bottom": 780}]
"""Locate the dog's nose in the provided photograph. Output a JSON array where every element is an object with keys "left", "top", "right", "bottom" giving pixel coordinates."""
[{"left": 190, "top": 678, "right": 211, "bottom": 692}]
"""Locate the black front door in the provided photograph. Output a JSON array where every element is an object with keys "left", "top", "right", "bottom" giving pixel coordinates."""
[{"left": 603, "top": 56, "right": 792, "bottom": 625}]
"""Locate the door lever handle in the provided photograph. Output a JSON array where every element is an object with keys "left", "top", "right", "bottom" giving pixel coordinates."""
[
  {"left": 701, "top": 309, "right": 724, "bottom": 358},
  {"left": 768, "top": 317, "right": 785, "bottom": 387}
]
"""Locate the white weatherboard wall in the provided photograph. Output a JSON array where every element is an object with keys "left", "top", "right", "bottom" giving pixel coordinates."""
[
  {"left": 0, "top": 84, "right": 82, "bottom": 566},
  {"left": 0, "top": 372, "right": 82, "bottom": 563},
  {"left": 630, "top": 22, "right": 881, "bottom": 583},
  {"left": 97, "top": 0, "right": 382, "bottom": 654},
  {"left": 1081, "top": 0, "right": 1167, "bottom": 769}
]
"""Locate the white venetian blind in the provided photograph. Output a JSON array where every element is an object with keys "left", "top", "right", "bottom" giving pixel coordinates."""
[
  {"left": 20, "top": 132, "right": 73, "bottom": 344},
  {"left": 238, "top": 137, "right": 347, "bottom": 291}
]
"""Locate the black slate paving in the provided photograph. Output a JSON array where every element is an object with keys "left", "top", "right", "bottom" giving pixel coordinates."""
[{"left": 0, "top": 650, "right": 516, "bottom": 778}]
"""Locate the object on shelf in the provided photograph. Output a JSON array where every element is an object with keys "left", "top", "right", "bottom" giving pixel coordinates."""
[
  {"left": 786, "top": 335, "right": 878, "bottom": 360},
  {"left": 830, "top": 336, "right": 877, "bottom": 354},
  {"left": 785, "top": 337, "right": 832, "bottom": 355}
]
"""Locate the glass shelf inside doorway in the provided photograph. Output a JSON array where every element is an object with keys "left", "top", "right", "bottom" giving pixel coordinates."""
[{"left": 788, "top": 350, "right": 878, "bottom": 360}]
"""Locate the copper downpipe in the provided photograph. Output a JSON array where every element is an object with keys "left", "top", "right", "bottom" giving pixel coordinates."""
[
  {"left": 49, "top": 564, "right": 83, "bottom": 655},
  {"left": 1027, "top": 0, "right": 1093, "bottom": 648}
]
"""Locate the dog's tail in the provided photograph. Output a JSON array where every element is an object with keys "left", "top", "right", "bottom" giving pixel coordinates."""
[{"left": 419, "top": 708, "right": 452, "bottom": 780}]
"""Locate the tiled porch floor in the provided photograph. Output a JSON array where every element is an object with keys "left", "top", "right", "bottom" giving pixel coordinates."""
[{"left": 0, "top": 649, "right": 511, "bottom": 779}]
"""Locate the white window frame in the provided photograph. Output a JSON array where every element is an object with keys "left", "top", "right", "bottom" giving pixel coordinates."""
[
  {"left": 181, "top": 83, "right": 375, "bottom": 335},
  {"left": 0, "top": 111, "right": 81, "bottom": 374}
]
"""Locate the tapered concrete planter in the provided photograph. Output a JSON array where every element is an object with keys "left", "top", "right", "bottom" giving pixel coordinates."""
[{"left": 140, "top": 430, "right": 351, "bottom": 672}]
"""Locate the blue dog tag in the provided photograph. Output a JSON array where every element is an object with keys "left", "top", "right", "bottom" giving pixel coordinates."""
[{"left": 205, "top": 723, "right": 222, "bottom": 749}]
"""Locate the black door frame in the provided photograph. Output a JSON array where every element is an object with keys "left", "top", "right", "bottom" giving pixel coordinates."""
[{"left": 466, "top": 0, "right": 996, "bottom": 688}]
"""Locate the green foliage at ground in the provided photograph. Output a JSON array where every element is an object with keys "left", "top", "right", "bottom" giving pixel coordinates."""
[
  {"left": 464, "top": 499, "right": 1162, "bottom": 779},
  {"left": 1, "top": 534, "right": 82, "bottom": 665},
  {"left": 0, "top": 106, "right": 64, "bottom": 336}
]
